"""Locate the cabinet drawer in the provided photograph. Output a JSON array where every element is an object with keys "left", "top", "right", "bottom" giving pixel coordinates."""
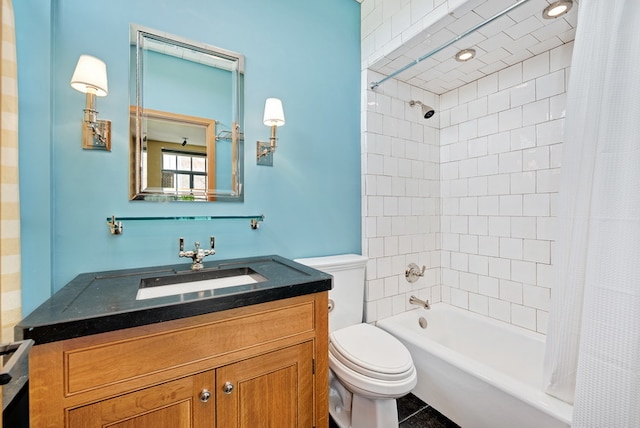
[{"left": 64, "top": 301, "right": 314, "bottom": 395}]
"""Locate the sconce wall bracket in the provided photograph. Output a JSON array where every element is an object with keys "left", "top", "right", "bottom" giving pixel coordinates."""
[
  {"left": 256, "top": 124, "right": 278, "bottom": 166},
  {"left": 81, "top": 92, "right": 111, "bottom": 151},
  {"left": 82, "top": 118, "right": 111, "bottom": 150},
  {"left": 256, "top": 141, "right": 275, "bottom": 166}
]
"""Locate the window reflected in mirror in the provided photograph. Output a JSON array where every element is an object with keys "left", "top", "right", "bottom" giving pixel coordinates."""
[{"left": 161, "top": 150, "right": 207, "bottom": 196}]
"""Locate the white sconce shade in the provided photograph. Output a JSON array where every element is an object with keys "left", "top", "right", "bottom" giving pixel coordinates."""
[
  {"left": 257, "top": 97, "right": 285, "bottom": 166},
  {"left": 70, "top": 55, "right": 109, "bottom": 96},
  {"left": 263, "top": 98, "right": 285, "bottom": 127}
]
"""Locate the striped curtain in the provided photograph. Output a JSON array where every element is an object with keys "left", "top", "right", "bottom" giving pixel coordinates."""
[{"left": 0, "top": 0, "right": 21, "bottom": 342}]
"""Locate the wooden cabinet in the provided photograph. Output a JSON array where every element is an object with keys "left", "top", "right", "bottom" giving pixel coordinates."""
[
  {"left": 217, "top": 342, "right": 313, "bottom": 428},
  {"left": 67, "top": 372, "right": 213, "bottom": 427},
  {"left": 29, "top": 293, "right": 328, "bottom": 428}
]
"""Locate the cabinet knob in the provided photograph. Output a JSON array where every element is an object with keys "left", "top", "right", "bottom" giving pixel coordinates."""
[
  {"left": 199, "top": 389, "right": 211, "bottom": 402},
  {"left": 223, "top": 381, "right": 234, "bottom": 394}
]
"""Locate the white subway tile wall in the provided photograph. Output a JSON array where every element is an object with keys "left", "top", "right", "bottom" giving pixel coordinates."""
[
  {"left": 438, "top": 43, "right": 571, "bottom": 333},
  {"left": 360, "top": 0, "right": 575, "bottom": 333},
  {"left": 363, "top": 42, "right": 572, "bottom": 334},
  {"left": 361, "top": 0, "right": 452, "bottom": 69},
  {"left": 363, "top": 72, "right": 441, "bottom": 323}
]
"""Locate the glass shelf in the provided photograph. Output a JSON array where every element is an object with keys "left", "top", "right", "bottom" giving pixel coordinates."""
[{"left": 106, "top": 214, "right": 264, "bottom": 235}]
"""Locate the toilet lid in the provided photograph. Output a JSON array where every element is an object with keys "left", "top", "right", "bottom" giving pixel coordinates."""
[{"left": 329, "top": 323, "right": 414, "bottom": 381}]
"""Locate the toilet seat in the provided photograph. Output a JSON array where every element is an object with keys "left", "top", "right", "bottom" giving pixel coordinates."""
[
  {"left": 329, "top": 323, "right": 417, "bottom": 398},
  {"left": 330, "top": 323, "right": 414, "bottom": 380}
]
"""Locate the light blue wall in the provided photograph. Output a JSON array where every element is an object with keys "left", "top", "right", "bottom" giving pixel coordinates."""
[
  {"left": 15, "top": 0, "right": 361, "bottom": 316},
  {"left": 142, "top": 51, "right": 233, "bottom": 123}
]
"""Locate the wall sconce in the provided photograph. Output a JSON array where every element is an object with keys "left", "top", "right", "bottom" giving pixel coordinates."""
[
  {"left": 256, "top": 98, "right": 285, "bottom": 166},
  {"left": 70, "top": 54, "right": 111, "bottom": 151}
]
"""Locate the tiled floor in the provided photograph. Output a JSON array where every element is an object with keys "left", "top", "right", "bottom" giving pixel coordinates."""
[{"left": 329, "top": 393, "right": 460, "bottom": 428}]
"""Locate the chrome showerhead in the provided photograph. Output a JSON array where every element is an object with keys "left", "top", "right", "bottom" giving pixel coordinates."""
[{"left": 409, "top": 100, "right": 435, "bottom": 119}]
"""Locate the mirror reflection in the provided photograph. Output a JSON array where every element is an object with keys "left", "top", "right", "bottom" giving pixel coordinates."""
[{"left": 130, "top": 25, "right": 244, "bottom": 201}]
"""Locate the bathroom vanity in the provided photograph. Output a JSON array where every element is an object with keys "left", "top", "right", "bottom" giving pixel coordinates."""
[{"left": 16, "top": 255, "right": 332, "bottom": 427}]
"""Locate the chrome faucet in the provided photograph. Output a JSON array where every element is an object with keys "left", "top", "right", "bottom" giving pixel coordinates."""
[
  {"left": 179, "top": 236, "right": 215, "bottom": 270},
  {"left": 409, "top": 295, "right": 430, "bottom": 310}
]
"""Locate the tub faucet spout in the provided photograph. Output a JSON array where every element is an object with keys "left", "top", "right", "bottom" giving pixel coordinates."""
[{"left": 409, "top": 295, "right": 430, "bottom": 309}]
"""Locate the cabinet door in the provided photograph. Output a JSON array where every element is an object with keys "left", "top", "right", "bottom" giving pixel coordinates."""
[
  {"left": 67, "top": 372, "right": 214, "bottom": 428},
  {"left": 217, "top": 341, "right": 314, "bottom": 428}
]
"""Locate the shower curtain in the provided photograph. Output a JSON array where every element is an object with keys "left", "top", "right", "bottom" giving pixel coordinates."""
[
  {"left": 542, "top": 0, "right": 640, "bottom": 426},
  {"left": 0, "top": 0, "right": 21, "bottom": 342}
]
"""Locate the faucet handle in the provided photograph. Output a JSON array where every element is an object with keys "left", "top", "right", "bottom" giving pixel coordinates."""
[
  {"left": 179, "top": 237, "right": 184, "bottom": 252},
  {"left": 210, "top": 236, "right": 215, "bottom": 249},
  {"left": 405, "top": 263, "right": 426, "bottom": 283}
]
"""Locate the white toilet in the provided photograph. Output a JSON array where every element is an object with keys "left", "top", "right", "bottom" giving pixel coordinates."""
[{"left": 295, "top": 254, "right": 417, "bottom": 428}]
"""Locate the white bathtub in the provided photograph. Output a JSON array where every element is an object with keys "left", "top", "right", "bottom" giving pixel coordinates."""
[{"left": 376, "top": 304, "right": 572, "bottom": 428}]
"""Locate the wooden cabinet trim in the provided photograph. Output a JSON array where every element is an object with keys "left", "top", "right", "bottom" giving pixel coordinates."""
[
  {"left": 65, "top": 301, "right": 314, "bottom": 395},
  {"left": 61, "top": 294, "right": 317, "bottom": 348},
  {"left": 66, "top": 371, "right": 214, "bottom": 427}
]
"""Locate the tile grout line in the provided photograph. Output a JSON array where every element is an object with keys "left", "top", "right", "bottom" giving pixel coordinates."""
[{"left": 398, "top": 404, "right": 430, "bottom": 424}]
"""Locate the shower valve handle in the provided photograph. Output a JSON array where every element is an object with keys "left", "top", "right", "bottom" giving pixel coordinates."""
[{"left": 405, "top": 263, "right": 426, "bottom": 283}]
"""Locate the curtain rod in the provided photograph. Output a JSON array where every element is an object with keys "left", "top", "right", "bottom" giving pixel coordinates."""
[{"left": 369, "top": 0, "right": 533, "bottom": 90}]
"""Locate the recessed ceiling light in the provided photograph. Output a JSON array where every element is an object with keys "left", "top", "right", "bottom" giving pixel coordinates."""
[
  {"left": 455, "top": 49, "right": 476, "bottom": 62},
  {"left": 542, "top": 0, "right": 573, "bottom": 19}
]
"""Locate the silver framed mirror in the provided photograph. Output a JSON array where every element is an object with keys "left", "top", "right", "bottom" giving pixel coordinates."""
[{"left": 130, "top": 25, "right": 244, "bottom": 201}]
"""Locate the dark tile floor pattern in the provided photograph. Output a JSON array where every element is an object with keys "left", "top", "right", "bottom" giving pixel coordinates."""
[{"left": 329, "top": 393, "right": 460, "bottom": 428}]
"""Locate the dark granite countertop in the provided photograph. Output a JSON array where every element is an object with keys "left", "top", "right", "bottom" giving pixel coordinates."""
[{"left": 15, "top": 255, "right": 332, "bottom": 345}]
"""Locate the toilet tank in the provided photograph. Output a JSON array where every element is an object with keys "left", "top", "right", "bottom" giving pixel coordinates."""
[{"left": 294, "top": 254, "right": 368, "bottom": 332}]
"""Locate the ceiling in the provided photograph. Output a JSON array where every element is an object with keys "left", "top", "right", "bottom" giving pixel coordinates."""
[
  {"left": 129, "top": 114, "right": 207, "bottom": 147},
  {"left": 369, "top": 0, "right": 578, "bottom": 94}
]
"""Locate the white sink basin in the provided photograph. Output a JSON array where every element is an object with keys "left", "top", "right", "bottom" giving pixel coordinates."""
[{"left": 136, "top": 267, "right": 265, "bottom": 300}]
